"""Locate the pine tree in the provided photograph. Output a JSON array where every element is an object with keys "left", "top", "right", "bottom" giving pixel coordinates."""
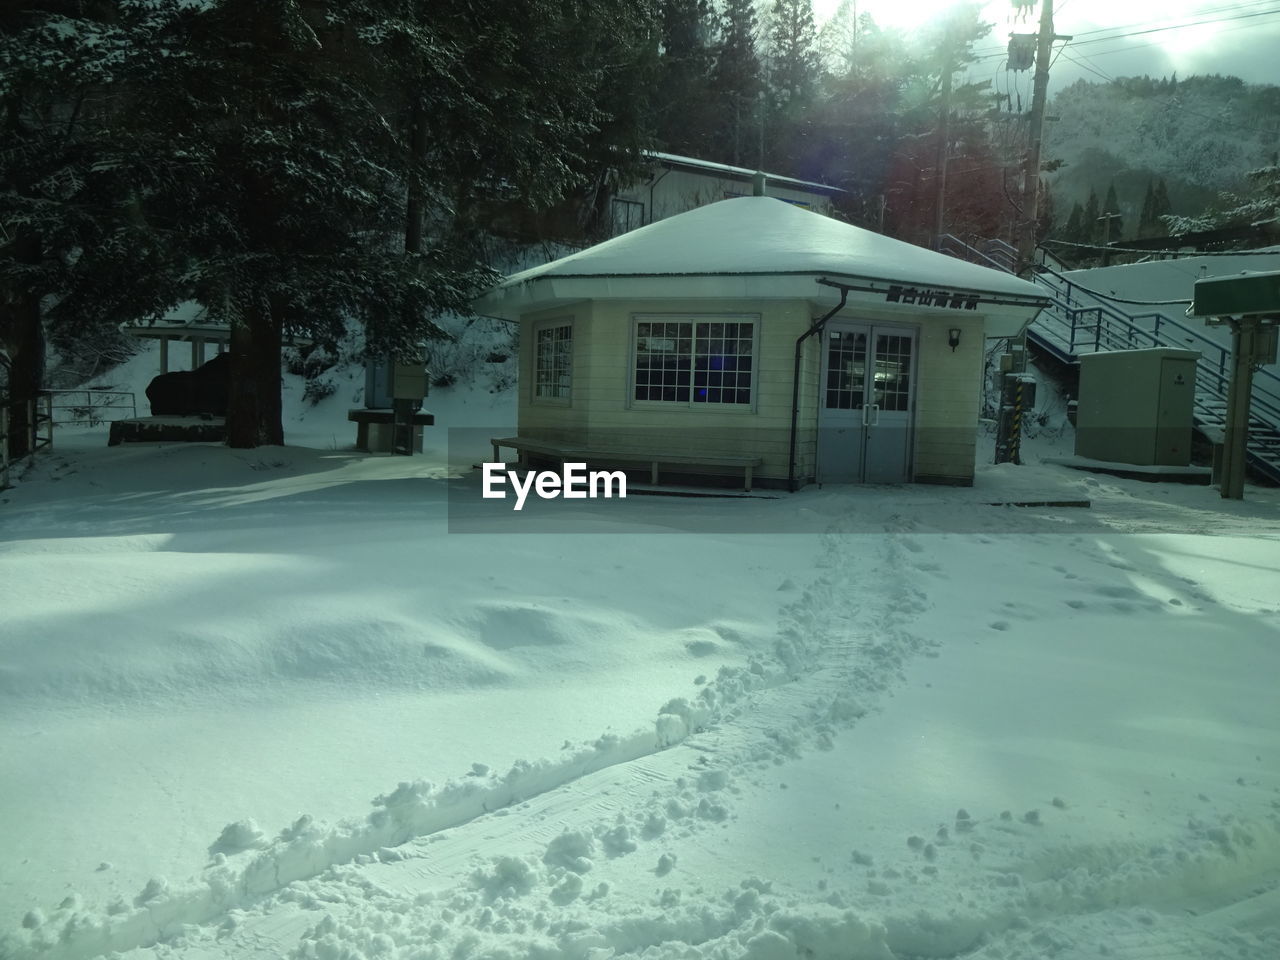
[
  {"left": 1037, "top": 181, "right": 1056, "bottom": 246},
  {"left": 1138, "top": 180, "right": 1156, "bottom": 237},
  {"left": 762, "top": 0, "right": 820, "bottom": 171},
  {"left": 1163, "top": 161, "right": 1279, "bottom": 234},
  {"left": 1151, "top": 178, "right": 1172, "bottom": 230},
  {"left": 655, "top": 0, "right": 716, "bottom": 157},
  {"left": 0, "top": 1, "right": 184, "bottom": 459},
  {"left": 2, "top": 0, "right": 660, "bottom": 452},
  {"left": 766, "top": 0, "right": 820, "bottom": 113},
  {"left": 816, "top": 0, "right": 859, "bottom": 76},
  {"left": 1061, "top": 202, "right": 1085, "bottom": 247},
  {"left": 1103, "top": 183, "right": 1124, "bottom": 241},
  {"left": 1083, "top": 188, "right": 1100, "bottom": 244},
  {"left": 709, "top": 0, "right": 762, "bottom": 166},
  {"left": 879, "top": 6, "right": 998, "bottom": 245}
]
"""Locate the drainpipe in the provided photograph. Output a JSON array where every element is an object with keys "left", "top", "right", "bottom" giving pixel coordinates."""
[
  {"left": 752, "top": 171, "right": 767, "bottom": 196},
  {"left": 788, "top": 286, "right": 849, "bottom": 492},
  {"left": 647, "top": 167, "right": 672, "bottom": 225}
]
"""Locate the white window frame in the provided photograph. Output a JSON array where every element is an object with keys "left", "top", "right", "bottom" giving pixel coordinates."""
[
  {"left": 531, "top": 317, "right": 574, "bottom": 405},
  {"left": 627, "top": 313, "right": 760, "bottom": 412}
]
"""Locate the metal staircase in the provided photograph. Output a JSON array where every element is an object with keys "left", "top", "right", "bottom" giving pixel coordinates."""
[{"left": 937, "top": 235, "right": 1280, "bottom": 483}]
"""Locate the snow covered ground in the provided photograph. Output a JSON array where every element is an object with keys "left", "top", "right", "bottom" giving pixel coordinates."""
[{"left": 2, "top": 346, "right": 1279, "bottom": 960}]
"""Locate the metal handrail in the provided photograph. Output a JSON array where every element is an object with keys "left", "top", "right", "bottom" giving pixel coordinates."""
[
  {"left": 937, "top": 234, "right": 1016, "bottom": 274},
  {"left": 1033, "top": 264, "right": 1280, "bottom": 387},
  {"left": 1040, "top": 302, "right": 1277, "bottom": 417},
  {"left": 42, "top": 389, "right": 137, "bottom": 426},
  {"left": 1035, "top": 298, "right": 1280, "bottom": 423},
  {"left": 935, "top": 231, "right": 1280, "bottom": 479}
]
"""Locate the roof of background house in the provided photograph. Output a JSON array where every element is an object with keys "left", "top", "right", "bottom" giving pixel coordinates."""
[{"left": 648, "top": 151, "right": 846, "bottom": 195}]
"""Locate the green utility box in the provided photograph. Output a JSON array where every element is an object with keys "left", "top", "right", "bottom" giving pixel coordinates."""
[{"left": 1075, "top": 348, "right": 1199, "bottom": 466}]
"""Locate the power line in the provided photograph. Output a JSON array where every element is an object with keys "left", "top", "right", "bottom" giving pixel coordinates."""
[
  {"left": 1071, "top": 6, "right": 1280, "bottom": 47},
  {"left": 1066, "top": 1, "right": 1280, "bottom": 41},
  {"left": 1058, "top": 50, "right": 1114, "bottom": 84},
  {"left": 970, "top": 4, "right": 1280, "bottom": 62},
  {"left": 1063, "top": 15, "right": 1280, "bottom": 60}
]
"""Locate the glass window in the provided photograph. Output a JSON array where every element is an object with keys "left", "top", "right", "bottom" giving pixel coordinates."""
[
  {"left": 634, "top": 318, "right": 754, "bottom": 405},
  {"left": 610, "top": 198, "right": 645, "bottom": 236},
  {"left": 534, "top": 323, "right": 572, "bottom": 400}
]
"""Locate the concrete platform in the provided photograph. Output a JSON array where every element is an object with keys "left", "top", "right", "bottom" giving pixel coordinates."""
[{"left": 1042, "top": 454, "right": 1212, "bottom": 483}]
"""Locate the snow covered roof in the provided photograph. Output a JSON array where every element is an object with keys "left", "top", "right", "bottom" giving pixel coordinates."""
[
  {"left": 474, "top": 198, "right": 1049, "bottom": 336},
  {"left": 649, "top": 151, "right": 845, "bottom": 195}
]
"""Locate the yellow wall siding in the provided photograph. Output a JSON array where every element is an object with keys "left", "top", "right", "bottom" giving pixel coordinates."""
[
  {"left": 511, "top": 298, "right": 991, "bottom": 484},
  {"left": 516, "top": 305, "right": 589, "bottom": 443},
  {"left": 912, "top": 314, "right": 987, "bottom": 482},
  {"left": 575, "top": 299, "right": 810, "bottom": 479}
]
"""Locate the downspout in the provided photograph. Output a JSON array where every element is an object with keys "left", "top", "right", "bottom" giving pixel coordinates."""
[
  {"left": 647, "top": 167, "right": 672, "bottom": 226},
  {"left": 788, "top": 286, "right": 848, "bottom": 492}
]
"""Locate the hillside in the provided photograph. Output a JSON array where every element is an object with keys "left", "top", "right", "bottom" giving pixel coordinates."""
[{"left": 1044, "top": 74, "right": 1280, "bottom": 237}]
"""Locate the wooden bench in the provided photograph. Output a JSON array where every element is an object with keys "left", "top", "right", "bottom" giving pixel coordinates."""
[{"left": 490, "top": 436, "right": 763, "bottom": 492}]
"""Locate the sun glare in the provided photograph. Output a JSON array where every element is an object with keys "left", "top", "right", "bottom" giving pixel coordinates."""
[{"left": 811, "top": 0, "right": 977, "bottom": 30}]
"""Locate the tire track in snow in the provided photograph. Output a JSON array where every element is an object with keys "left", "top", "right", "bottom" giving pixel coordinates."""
[{"left": 3, "top": 527, "right": 911, "bottom": 960}]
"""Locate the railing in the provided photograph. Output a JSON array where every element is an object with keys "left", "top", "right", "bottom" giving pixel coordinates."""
[
  {"left": 937, "top": 234, "right": 1017, "bottom": 274},
  {"left": 0, "top": 391, "right": 132, "bottom": 491},
  {"left": 43, "top": 389, "right": 137, "bottom": 426},
  {"left": 1029, "top": 264, "right": 1280, "bottom": 425},
  {"left": 934, "top": 232, "right": 1280, "bottom": 482},
  {"left": 0, "top": 394, "right": 52, "bottom": 489}
]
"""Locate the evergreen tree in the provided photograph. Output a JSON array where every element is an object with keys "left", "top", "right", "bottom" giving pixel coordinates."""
[
  {"left": 879, "top": 5, "right": 998, "bottom": 245},
  {"left": 655, "top": 0, "right": 716, "bottom": 157},
  {"left": 1036, "top": 181, "right": 1056, "bottom": 246},
  {"left": 110, "top": 1, "right": 485, "bottom": 447},
  {"left": 766, "top": 0, "right": 820, "bottom": 115},
  {"left": 1103, "top": 182, "right": 1124, "bottom": 240},
  {"left": 0, "top": 1, "right": 183, "bottom": 459},
  {"left": 807, "top": 14, "right": 906, "bottom": 218},
  {"left": 1059, "top": 199, "right": 1080, "bottom": 252},
  {"left": 2, "top": 0, "right": 658, "bottom": 449},
  {"left": 1061, "top": 202, "right": 1084, "bottom": 246},
  {"left": 1151, "top": 178, "right": 1172, "bottom": 230},
  {"left": 816, "top": 0, "right": 859, "bottom": 76},
  {"left": 763, "top": 0, "right": 820, "bottom": 171},
  {"left": 1083, "top": 188, "right": 1100, "bottom": 243},
  {"left": 708, "top": 0, "right": 762, "bottom": 166},
  {"left": 1163, "top": 160, "right": 1279, "bottom": 234},
  {"left": 1138, "top": 180, "right": 1156, "bottom": 237}
]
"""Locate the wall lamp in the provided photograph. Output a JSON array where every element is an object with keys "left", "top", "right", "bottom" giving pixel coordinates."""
[{"left": 948, "top": 328, "right": 962, "bottom": 352}]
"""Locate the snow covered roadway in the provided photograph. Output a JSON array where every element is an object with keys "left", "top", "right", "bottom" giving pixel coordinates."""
[{"left": 2, "top": 412, "right": 1280, "bottom": 960}]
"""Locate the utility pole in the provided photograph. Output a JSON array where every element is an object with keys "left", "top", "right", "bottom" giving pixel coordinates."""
[
  {"left": 1015, "top": 0, "right": 1065, "bottom": 273},
  {"left": 933, "top": 53, "right": 953, "bottom": 248}
]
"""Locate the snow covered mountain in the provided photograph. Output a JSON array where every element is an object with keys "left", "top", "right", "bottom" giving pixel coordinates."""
[{"left": 1045, "top": 75, "right": 1280, "bottom": 233}]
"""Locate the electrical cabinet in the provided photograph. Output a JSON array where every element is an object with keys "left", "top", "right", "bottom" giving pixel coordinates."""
[{"left": 1074, "top": 348, "right": 1199, "bottom": 466}]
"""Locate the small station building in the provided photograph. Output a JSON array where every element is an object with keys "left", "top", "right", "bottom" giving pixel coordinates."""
[{"left": 474, "top": 196, "right": 1050, "bottom": 489}]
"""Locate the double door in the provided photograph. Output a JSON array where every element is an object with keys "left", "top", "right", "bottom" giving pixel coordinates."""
[{"left": 817, "top": 322, "right": 917, "bottom": 483}]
